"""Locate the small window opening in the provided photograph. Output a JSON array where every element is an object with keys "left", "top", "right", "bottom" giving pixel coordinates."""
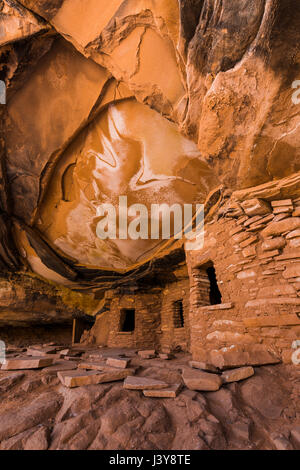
[
  {"left": 206, "top": 266, "right": 222, "bottom": 305},
  {"left": 173, "top": 300, "right": 184, "bottom": 328},
  {"left": 120, "top": 309, "right": 135, "bottom": 332}
]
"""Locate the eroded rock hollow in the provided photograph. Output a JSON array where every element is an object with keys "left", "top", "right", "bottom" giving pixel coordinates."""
[
  {"left": 0, "top": 0, "right": 300, "bottom": 453},
  {"left": 0, "top": 0, "right": 300, "bottom": 359}
]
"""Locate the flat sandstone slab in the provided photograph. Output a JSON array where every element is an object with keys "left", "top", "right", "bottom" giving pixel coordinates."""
[
  {"left": 58, "top": 368, "right": 133, "bottom": 388},
  {"left": 124, "top": 376, "right": 169, "bottom": 390},
  {"left": 222, "top": 366, "right": 254, "bottom": 383},
  {"left": 210, "top": 345, "right": 280, "bottom": 369},
  {"left": 182, "top": 368, "right": 222, "bottom": 391},
  {"left": 78, "top": 361, "right": 122, "bottom": 371},
  {"left": 41, "top": 361, "right": 78, "bottom": 375},
  {"left": 138, "top": 350, "right": 156, "bottom": 359},
  {"left": 143, "top": 384, "right": 182, "bottom": 398},
  {"left": 1, "top": 357, "right": 54, "bottom": 370},
  {"left": 159, "top": 353, "right": 174, "bottom": 360},
  {"left": 189, "top": 361, "right": 219, "bottom": 373},
  {"left": 26, "top": 345, "right": 60, "bottom": 355},
  {"left": 64, "top": 357, "right": 82, "bottom": 362},
  {"left": 106, "top": 357, "right": 130, "bottom": 369}
]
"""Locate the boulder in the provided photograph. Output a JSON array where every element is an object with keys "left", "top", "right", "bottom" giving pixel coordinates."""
[
  {"left": 143, "top": 384, "right": 182, "bottom": 398},
  {"left": 1, "top": 357, "right": 54, "bottom": 370},
  {"left": 210, "top": 345, "right": 280, "bottom": 370},
  {"left": 182, "top": 368, "right": 222, "bottom": 392},
  {"left": 221, "top": 367, "right": 254, "bottom": 383},
  {"left": 123, "top": 376, "right": 169, "bottom": 390},
  {"left": 138, "top": 350, "right": 156, "bottom": 359},
  {"left": 159, "top": 353, "right": 174, "bottom": 360},
  {"left": 189, "top": 361, "right": 219, "bottom": 373},
  {"left": 58, "top": 369, "right": 133, "bottom": 388},
  {"left": 78, "top": 361, "right": 123, "bottom": 371},
  {"left": 26, "top": 345, "right": 60, "bottom": 355},
  {"left": 41, "top": 361, "right": 78, "bottom": 375},
  {"left": 106, "top": 357, "right": 130, "bottom": 369}
]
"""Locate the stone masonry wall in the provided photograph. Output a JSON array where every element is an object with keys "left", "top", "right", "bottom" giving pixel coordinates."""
[
  {"left": 187, "top": 193, "right": 300, "bottom": 364},
  {"left": 88, "top": 274, "right": 191, "bottom": 352},
  {"left": 84, "top": 181, "right": 300, "bottom": 362},
  {"left": 106, "top": 290, "right": 162, "bottom": 350},
  {"left": 160, "top": 278, "right": 190, "bottom": 353}
]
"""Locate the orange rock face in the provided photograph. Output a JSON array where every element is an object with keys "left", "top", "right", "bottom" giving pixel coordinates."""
[
  {"left": 0, "top": 0, "right": 300, "bottom": 317},
  {"left": 34, "top": 100, "right": 214, "bottom": 271}
]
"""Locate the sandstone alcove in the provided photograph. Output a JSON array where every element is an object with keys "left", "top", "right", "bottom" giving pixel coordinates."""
[{"left": 0, "top": 0, "right": 299, "bottom": 451}]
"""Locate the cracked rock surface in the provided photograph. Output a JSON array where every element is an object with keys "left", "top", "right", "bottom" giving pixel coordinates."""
[
  {"left": 0, "top": 349, "right": 299, "bottom": 450},
  {"left": 0, "top": 1, "right": 299, "bottom": 304}
]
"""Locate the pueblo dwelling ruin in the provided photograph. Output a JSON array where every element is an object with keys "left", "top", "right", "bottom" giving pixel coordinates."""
[
  {"left": 0, "top": 0, "right": 300, "bottom": 369},
  {"left": 84, "top": 186, "right": 300, "bottom": 366}
]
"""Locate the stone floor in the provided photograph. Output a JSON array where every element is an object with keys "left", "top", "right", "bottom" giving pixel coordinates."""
[{"left": 0, "top": 344, "right": 299, "bottom": 450}]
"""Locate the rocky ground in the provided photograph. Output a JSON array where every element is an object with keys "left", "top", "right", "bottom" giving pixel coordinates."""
[{"left": 0, "top": 345, "right": 299, "bottom": 451}]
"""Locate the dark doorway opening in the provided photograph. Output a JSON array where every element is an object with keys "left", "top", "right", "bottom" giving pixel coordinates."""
[
  {"left": 206, "top": 266, "right": 222, "bottom": 305},
  {"left": 173, "top": 300, "right": 184, "bottom": 328},
  {"left": 72, "top": 317, "right": 95, "bottom": 344},
  {"left": 120, "top": 309, "right": 135, "bottom": 332}
]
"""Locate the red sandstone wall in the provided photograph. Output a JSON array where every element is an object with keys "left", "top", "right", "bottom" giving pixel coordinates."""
[
  {"left": 187, "top": 195, "right": 300, "bottom": 363},
  {"left": 160, "top": 279, "right": 190, "bottom": 352},
  {"left": 106, "top": 291, "right": 162, "bottom": 350},
  {"left": 88, "top": 276, "right": 191, "bottom": 352}
]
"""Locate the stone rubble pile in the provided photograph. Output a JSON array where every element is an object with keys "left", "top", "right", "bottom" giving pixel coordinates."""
[
  {"left": 0, "top": 344, "right": 299, "bottom": 450},
  {"left": 0, "top": 344, "right": 283, "bottom": 397}
]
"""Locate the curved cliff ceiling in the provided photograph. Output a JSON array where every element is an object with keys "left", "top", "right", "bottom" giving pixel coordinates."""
[{"left": 0, "top": 0, "right": 300, "bottom": 288}]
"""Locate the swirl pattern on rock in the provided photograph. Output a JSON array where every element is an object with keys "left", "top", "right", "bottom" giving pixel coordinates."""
[{"left": 0, "top": 0, "right": 299, "bottom": 288}]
